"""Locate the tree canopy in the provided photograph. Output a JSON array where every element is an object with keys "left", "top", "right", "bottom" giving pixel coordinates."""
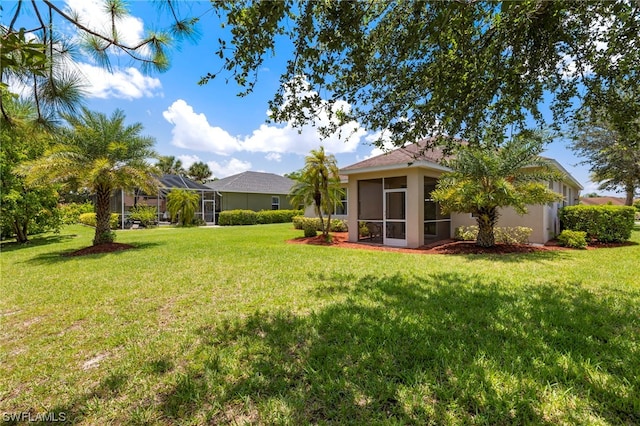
[
  {"left": 203, "top": 1, "right": 639, "bottom": 147},
  {"left": 0, "top": 98, "right": 61, "bottom": 242},
  {"left": 4, "top": 1, "right": 637, "bottom": 144},
  {"left": 187, "top": 161, "right": 213, "bottom": 183},
  {"left": 22, "top": 107, "right": 158, "bottom": 245},
  {"left": 156, "top": 156, "right": 186, "bottom": 176},
  {"left": 572, "top": 83, "right": 640, "bottom": 205}
]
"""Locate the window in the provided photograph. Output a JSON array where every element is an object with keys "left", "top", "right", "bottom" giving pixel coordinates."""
[
  {"left": 335, "top": 188, "right": 348, "bottom": 215},
  {"left": 271, "top": 196, "right": 280, "bottom": 210}
]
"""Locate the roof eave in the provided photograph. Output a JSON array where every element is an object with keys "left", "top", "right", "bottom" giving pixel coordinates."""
[{"left": 340, "top": 160, "right": 451, "bottom": 175}]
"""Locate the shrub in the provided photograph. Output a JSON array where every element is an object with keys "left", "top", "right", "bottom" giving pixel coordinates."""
[
  {"left": 560, "top": 205, "right": 635, "bottom": 242},
  {"left": 303, "top": 226, "right": 318, "bottom": 238},
  {"left": 293, "top": 216, "right": 348, "bottom": 232},
  {"left": 59, "top": 202, "right": 94, "bottom": 225},
  {"left": 128, "top": 205, "right": 158, "bottom": 227},
  {"left": 218, "top": 210, "right": 258, "bottom": 226},
  {"left": 78, "top": 213, "right": 120, "bottom": 229},
  {"left": 454, "top": 225, "right": 478, "bottom": 241},
  {"left": 256, "top": 209, "right": 303, "bottom": 224},
  {"left": 454, "top": 225, "right": 532, "bottom": 244},
  {"left": 494, "top": 227, "right": 533, "bottom": 245},
  {"left": 634, "top": 199, "right": 640, "bottom": 212},
  {"left": 557, "top": 230, "right": 587, "bottom": 249}
]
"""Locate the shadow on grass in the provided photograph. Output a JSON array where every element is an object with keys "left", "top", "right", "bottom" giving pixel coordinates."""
[
  {"left": 24, "top": 242, "right": 163, "bottom": 265},
  {"left": 0, "top": 234, "right": 78, "bottom": 253},
  {"left": 40, "top": 272, "right": 640, "bottom": 424},
  {"left": 453, "top": 249, "right": 568, "bottom": 263}
]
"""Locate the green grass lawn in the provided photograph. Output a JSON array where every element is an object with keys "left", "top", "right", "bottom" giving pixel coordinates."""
[{"left": 1, "top": 224, "right": 639, "bottom": 425}]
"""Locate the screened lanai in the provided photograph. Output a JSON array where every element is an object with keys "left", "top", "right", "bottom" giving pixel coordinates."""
[{"left": 110, "top": 174, "right": 219, "bottom": 228}]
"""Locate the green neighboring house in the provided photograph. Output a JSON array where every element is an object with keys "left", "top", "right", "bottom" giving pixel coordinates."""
[{"left": 206, "top": 171, "right": 297, "bottom": 217}]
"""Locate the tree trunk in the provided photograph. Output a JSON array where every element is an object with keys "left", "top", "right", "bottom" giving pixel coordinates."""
[
  {"left": 94, "top": 186, "right": 114, "bottom": 245},
  {"left": 625, "top": 183, "right": 635, "bottom": 206},
  {"left": 314, "top": 191, "right": 326, "bottom": 236},
  {"left": 475, "top": 207, "right": 499, "bottom": 248},
  {"left": 12, "top": 221, "right": 28, "bottom": 243}
]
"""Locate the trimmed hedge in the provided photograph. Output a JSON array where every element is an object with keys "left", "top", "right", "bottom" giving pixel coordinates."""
[
  {"left": 78, "top": 212, "right": 120, "bottom": 229},
  {"left": 218, "top": 209, "right": 303, "bottom": 226},
  {"left": 454, "top": 225, "right": 533, "bottom": 245},
  {"left": 560, "top": 205, "right": 635, "bottom": 242},
  {"left": 292, "top": 216, "right": 348, "bottom": 232},
  {"left": 257, "top": 209, "right": 304, "bottom": 224},
  {"left": 557, "top": 230, "right": 587, "bottom": 249}
]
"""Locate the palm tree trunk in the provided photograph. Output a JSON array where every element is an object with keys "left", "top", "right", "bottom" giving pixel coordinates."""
[
  {"left": 325, "top": 211, "right": 332, "bottom": 240},
  {"left": 314, "top": 192, "right": 326, "bottom": 236},
  {"left": 475, "top": 207, "right": 498, "bottom": 248},
  {"left": 94, "top": 185, "right": 114, "bottom": 245}
]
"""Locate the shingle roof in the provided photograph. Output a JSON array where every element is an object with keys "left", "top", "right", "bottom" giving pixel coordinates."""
[
  {"left": 579, "top": 196, "right": 627, "bottom": 206},
  {"left": 341, "top": 138, "right": 449, "bottom": 173},
  {"left": 206, "top": 171, "right": 295, "bottom": 194},
  {"left": 160, "top": 174, "right": 212, "bottom": 190}
]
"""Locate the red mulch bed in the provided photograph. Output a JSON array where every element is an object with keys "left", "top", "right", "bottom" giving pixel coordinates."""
[
  {"left": 64, "top": 242, "right": 135, "bottom": 257},
  {"left": 288, "top": 232, "right": 631, "bottom": 255}
]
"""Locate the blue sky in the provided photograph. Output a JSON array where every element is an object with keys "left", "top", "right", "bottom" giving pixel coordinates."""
[{"left": 6, "top": 0, "right": 618, "bottom": 195}]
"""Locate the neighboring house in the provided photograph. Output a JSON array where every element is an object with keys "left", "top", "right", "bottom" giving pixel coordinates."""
[
  {"left": 339, "top": 140, "right": 583, "bottom": 248},
  {"left": 579, "top": 196, "right": 627, "bottom": 206},
  {"left": 205, "top": 171, "right": 297, "bottom": 216},
  {"left": 110, "top": 174, "right": 217, "bottom": 227}
]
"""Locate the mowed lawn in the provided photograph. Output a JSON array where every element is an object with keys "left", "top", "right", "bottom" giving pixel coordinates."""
[{"left": 1, "top": 223, "right": 639, "bottom": 425}]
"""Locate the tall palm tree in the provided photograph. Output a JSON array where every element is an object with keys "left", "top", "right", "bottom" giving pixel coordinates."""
[
  {"left": 431, "top": 131, "right": 563, "bottom": 247},
  {"left": 187, "top": 161, "right": 212, "bottom": 183},
  {"left": 22, "top": 107, "right": 158, "bottom": 245},
  {"left": 289, "top": 146, "right": 343, "bottom": 239},
  {"left": 156, "top": 155, "right": 186, "bottom": 176}
]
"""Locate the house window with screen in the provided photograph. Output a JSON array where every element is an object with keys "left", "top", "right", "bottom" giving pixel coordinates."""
[
  {"left": 335, "top": 188, "right": 348, "bottom": 215},
  {"left": 271, "top": 196, "right": 280, "bottom": 210}
]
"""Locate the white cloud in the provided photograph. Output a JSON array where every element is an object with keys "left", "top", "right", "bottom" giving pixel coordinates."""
[
  {"left": 176, "top": 154, "right": 201, "bottom": 169},
  {"left": 174, "top": 154, "right": 250, "bottom": 178},
  {"left": 76, "top": 63, "right": 162, "bottom": 99},
  {"left": 162, "top": 100, "right": 242, "bottom": 155},
  {"left": 162, "top": 97, "right": 367, "bottom": 157},
  {"left": 207, "top": 158, "right": 252, "bottom": 178},
  {"left": 265, "top": 153, "right": 282, "bottom": 162}
]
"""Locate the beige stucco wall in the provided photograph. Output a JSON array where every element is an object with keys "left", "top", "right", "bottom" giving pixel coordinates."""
[{"left": 451, "top": 205, "right": 549, "bottom": 243}]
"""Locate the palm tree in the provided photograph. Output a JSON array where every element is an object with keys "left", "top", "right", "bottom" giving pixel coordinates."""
[
  {"left": 22, "top": 107, "right": 158, "bottom": 246},
  {"left": 166, "top": 189, "right": 200, "bottom": 226},
  {"left": 289, "top": 146, "right": 343, "bottom": 239},
  {"left": 431, "top": 131, "right": 563, "bottom": 247},
  {"left": 187, "top": 161, "right": 212, "bottom": 183},
  {"left": 156, "top": 155, "right": 186, "bottom": 176}
]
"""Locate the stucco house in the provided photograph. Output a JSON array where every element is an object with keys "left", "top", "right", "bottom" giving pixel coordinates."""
[
  {"left": 339, "top": 140, "right": 583, "bottom": 247},
  {"left": 205, "top": 171, "right": 298, "bottom": 217}
]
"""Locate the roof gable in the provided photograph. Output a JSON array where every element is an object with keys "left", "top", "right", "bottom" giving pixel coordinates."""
[
  {"left": 341, "top": 138, "right": 448, "bottom": 173},
  {"left": 206, "top": 171, "right": 295, "bottom": 194}
]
